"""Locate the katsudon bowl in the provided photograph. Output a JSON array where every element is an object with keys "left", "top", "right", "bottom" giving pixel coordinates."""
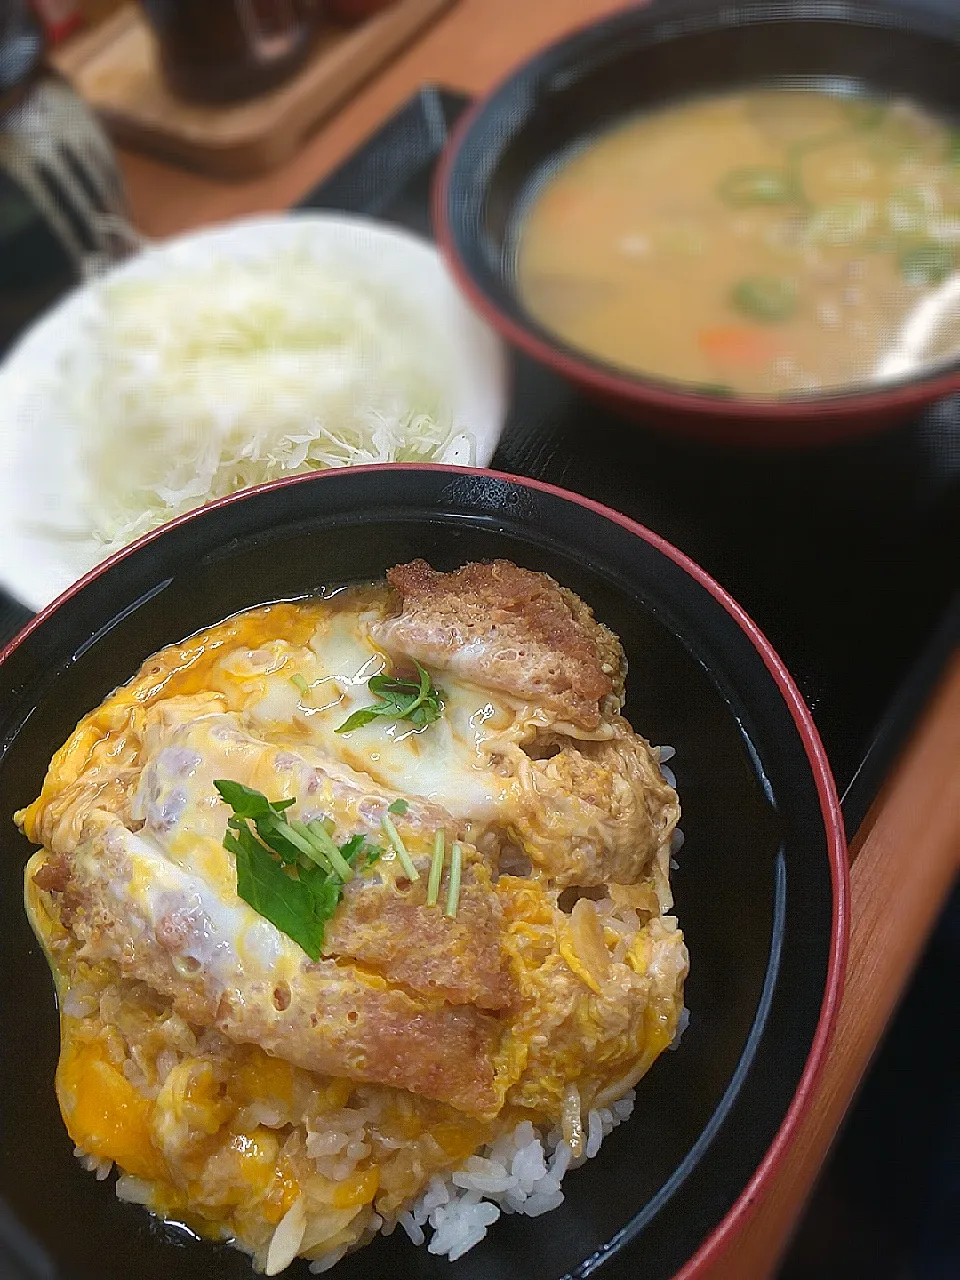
[
  {"left": 0, "top": 466, "right": 847, "bottom": 1280},
  {"left": 435, "top": 0, "right": 960, "bottom": 446}
]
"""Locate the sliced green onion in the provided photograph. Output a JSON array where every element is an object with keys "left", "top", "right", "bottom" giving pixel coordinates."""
[
  {"left": 730, "top": 275, "right": 797, "bottom": 323},
  {"left": 898, "top": 241, "right": 956, "bottom": 287},
  {"left": 444, "top": 841, "right": 462, "bottom": 919},
  {"left": 717, "top": 166, "right": 795, "bottom": 207},
  {"left": 290, "top": 673, "right": 310, "bottom": 697},
  {"left": 806, "top": 200, "right": 875, "bottom": 247},
  {"left": 427, "top": 830, "right": 445, "bottom": 907},
  {"left": 381, "top": 813, "right": 420, "bottom": 882},
  {"left": 306, "top": 819, "right": 354, "bottom": 881},
  {"left": 388, "top": 798, "right": 408, "bottom": 815}
]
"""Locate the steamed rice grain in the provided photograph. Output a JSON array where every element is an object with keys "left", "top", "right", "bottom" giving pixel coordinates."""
[{"left": 300, "top": 1093, "right": 638, "bottom": 1272}]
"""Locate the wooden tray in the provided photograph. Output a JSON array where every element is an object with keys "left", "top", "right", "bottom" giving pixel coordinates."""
[{"left": 52, "top": 0, "right": 457, "bottom": 178}]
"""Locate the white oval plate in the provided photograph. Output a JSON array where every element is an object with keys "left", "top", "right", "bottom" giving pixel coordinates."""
[{"left": 0, "top": 213, "right": 509, "bottom": 612}]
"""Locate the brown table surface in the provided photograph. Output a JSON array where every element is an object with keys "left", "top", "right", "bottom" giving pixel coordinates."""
[{"left": 111, "top": 1, "right": 960, "bottom": 1275}]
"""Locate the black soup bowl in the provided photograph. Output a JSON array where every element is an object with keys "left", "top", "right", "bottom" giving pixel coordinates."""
[
  {"left": 0, "top": 466, "right": 847, "bottom": 1280},
  {"left": 434, "top": 0, "right": 960, "bottom": 447}
]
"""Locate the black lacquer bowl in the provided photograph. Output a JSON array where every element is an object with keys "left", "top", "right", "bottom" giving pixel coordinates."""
[
  {"left": 435, "top": 0, "right": 960, "bottom": 446},
  {"left": 0, "top": 467, "right": 847, "bottom": 1280}
]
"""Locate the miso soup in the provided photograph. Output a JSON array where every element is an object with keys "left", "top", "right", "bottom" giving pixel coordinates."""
[{"left": 515, "top": 90, "right": 960, "bottom": 397}]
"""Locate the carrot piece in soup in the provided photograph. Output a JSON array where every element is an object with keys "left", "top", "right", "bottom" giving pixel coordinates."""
[{"left": 697, "top": 325, "right": 784, "bottom": 365}]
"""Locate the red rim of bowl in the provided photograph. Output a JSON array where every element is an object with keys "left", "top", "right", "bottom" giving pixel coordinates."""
[
  {"left": 430, "top": 22, "right": 960, "bottom": 442},
  {"left": 0, "top": 463, "right": 850, "bottom": 1278}
]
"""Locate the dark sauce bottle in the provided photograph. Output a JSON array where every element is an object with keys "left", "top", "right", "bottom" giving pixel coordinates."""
[{"left": 140, "top": 0, "right": 317, "bottom": 104}]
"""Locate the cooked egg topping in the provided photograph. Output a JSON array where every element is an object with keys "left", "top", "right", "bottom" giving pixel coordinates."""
[{"left": 19, "top": 566, "right": 687, "bottom": 1273}]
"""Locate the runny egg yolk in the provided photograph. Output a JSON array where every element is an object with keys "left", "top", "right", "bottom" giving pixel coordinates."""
[
  {"left": 329, "top": 1166, "right": 379, "bottom": 1211},
  {"left": 236, "top": 1051, "right": 295, "bottom": 1107},
  {"left": 262, "top": 1156, "right": 302, "bottom": 1224},
  {"left": 57, "top": 1029, "right": 166, "bottom": 1182}
]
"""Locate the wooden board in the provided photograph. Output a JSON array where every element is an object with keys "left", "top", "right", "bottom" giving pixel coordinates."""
[{"left": 53, "top": 0, "right": 457, "bottom": 178}]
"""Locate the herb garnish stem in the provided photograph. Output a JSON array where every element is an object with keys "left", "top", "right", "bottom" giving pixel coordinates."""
[
  {"left": 444, "top": 841, "right": 462, "bottom": 919},
  {"left": 427, "top": 830, "right": 445, "bottom": 907},
  {"left": 307, "top": 820, "right": 355, "bottom": 881},
  {"left": 284, "top": 819, "right": 334, "bottom": 871},
  {"left": 381, "top": 813, "right": 420, "bottom": 882}
]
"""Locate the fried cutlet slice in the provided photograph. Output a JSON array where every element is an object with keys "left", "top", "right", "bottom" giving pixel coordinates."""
[
  {"left": 372, "top": 560, "right": 625, "bottom": 731},
  {"left": 29, "top": 814, "right": 505, "bottom": 1118}
]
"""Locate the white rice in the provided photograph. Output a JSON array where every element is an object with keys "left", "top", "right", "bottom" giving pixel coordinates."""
[
  {"left": 76, "top": 1148, "right": 114, "bottom": 1181},
  {"left": 309, "top": 1244, "right": 350, "bottom": 1274},
  {"left": 655, "top": 746, "right": 677, "bottom": 791},
  {"left": 105, "top": 1081, "right": 655, "bottom": 1273},
  {"left": 355, "top": 1091, "right": 637, "bottom": 1267},
  {"left": 668, "top": 1005, "right": 691, "bottom": 1051}
]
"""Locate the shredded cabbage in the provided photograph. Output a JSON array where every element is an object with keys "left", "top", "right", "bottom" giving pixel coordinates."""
[{"left": 44, "top": 248, "right": 475, "bottom": 560}]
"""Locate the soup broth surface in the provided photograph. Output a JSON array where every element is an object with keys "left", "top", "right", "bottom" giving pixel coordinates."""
[{"left": 515, "top": 90, "right": 960, "bottom": 397}]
